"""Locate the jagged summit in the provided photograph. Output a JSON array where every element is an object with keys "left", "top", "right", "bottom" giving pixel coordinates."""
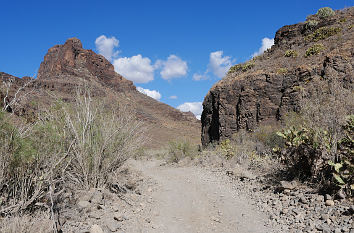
[{"left": 37, "top": 37, "right": 135, "bottom": 92}]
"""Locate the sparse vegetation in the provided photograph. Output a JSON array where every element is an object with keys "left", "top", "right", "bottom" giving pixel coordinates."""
[
  {"left": 304, "top": 20, "right": 319, "bottom": 31},
  {"left": 276, "top": 68, "right": 288, "bottom": 74},
  {"left": 316, "top": 7, "right": 335, "bottom": 19},
  {"left": 284, "top": 50, "right": 298, "bottom": 58},
  {"left": 277, "top": 78, "right": 353, "bottom": 196},
  {"left": 0, "top": 84, "right": 146, "bottom": 216},
  {"left": 305, "top": 26, "right": 342, "bottom": 42},
  {"left": 305, "top": 43, "right": 324, "bottom": 57},
  {"left": 228, "top": 61, "right": 255, "bottom": 74},
  {"left": 166, "top": 138, "right": 195, "bottom": 163}
]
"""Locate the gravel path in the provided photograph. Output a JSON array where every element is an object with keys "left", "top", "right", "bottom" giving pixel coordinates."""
[{"left": 129, "top": 159, "right": 274, "bottom": 233}]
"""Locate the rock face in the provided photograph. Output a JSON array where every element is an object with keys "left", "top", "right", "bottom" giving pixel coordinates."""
[
  {"left": 37, "top": 37, "right": 134, "bottom": 92},
  {"left": 201, "top": 7, "right": 354, "bottom": 146}
]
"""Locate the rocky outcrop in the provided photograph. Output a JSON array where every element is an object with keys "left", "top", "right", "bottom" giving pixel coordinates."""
[
  {"left": 201, "top": 7, "right": 354, "bottom": 146},
  {"left": 37, "top": 37, "right": 135, "bottom": 92}
]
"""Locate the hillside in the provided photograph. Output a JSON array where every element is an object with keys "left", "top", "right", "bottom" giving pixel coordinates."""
[
  {"left": 0, "top": 38, "right": 200, "bottom": 148},
  {"left": 201, "top": 7, "right": 354, "bottom": 145}
]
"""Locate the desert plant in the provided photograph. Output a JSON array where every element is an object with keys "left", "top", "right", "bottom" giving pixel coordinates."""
[
  {"left": 167, "top": 138, "right": 195, "bottom": 163},
  {"left": 219, "top": 139, "right": 235, "bottom": 159},
  {"left": 304, "top": 20, "right": 319, "bottom": 31},
  {"left": 0, "top": 107, "right": 69, "bottom": 216},
  {"left": 305, "top": 43, "right": 324, "bottom": 57},
  {"left": 276, "top": 68, "right": 288, "bottom": 74},
  {"left": 305, "top": 27, "right": 342, "bottom": 42},
  {"left": 228, "top": 61, "right": 255, "bottom": 74},
  {"left": 277, "top": 77, "right": 353, "bottom": 193},
  {"left": 62, "top": 88, "right": 146, "bottom": 188},
  {"left": 316, "top": 7, "right": 335, "bottom": 19},
  {"left": 284, "top": 50, "right": 298, "bottom": 58}
]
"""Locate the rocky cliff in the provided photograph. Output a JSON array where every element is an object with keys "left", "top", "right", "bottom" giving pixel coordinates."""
[
  {"left": 201, "top": 7, "right": 354, "bottom": 146},
  {"left": 1, "top": 38, "right": 200, "bottom": 148}
]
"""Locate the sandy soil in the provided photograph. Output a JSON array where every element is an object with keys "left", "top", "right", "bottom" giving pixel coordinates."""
[{"left": 125, "top": 159, "right": 272, "bottom": 233}]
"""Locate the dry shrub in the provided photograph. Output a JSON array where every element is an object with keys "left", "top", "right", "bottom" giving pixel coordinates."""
[
  {"left": 63, "top": 89, "right": 146, "bottom": 188},
  {"left": 0, "top": 86, "right": 146, "bottom": 216},
  {"left": 166, "top": 138, "right": 196, "bottom": 163},
  {"left": 0, "top": 109, "right": 68, "bottom": 215}
]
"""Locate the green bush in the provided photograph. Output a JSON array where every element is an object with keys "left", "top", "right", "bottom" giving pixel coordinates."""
[
  {"left": 304, "top": 20, "right": 319, "bottom": 31},
  {"left": 228, "top": 61, "right": 255, "bottom": 74},
  {"left": 284, "top": 50, "right": 298, "bottom": 58},
  {"left": 305, "top": 44, "right": 324, "bottom": 57},
  {"left": 316, "top": 7, "right": 335, "bottom": 19},
  {"left": 167, "top": 138, "right": 195, "bottom": 163},
  {"left": 305, "top": 27, "right": 342, "bottom": 42},
  {"left": 276, "top": 68, "right": 288, "bottom": 74}
]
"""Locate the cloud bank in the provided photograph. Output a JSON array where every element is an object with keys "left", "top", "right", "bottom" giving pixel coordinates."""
[{"left": 113, "top": 55, "right": 155, "bottom": 83}]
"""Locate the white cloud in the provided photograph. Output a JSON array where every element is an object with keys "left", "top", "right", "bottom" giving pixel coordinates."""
[
  {"left": 136, "top": 87, "right": 161, "bottom": 100},
  {"left": 95, "top": 35, "right": 119, "bottom": 61},
  {"left": 193, "top": 73, "right": 208, "bottom": 81},
  {"left": 113, "top": 55, "right": 155, "bottom": 83},
  {"left": 158, "top": 55, "right": 188, "bottom": 80},
  {"left": 169, "top": 95, "right": 178, "bottom": 99},
  {"left": 208, "top": 51, "right": 233, "bottom": 78},
  {"left": 252, "top": 37, "right": 274, "bottom": 57},
  {"left": 177, "top": 102, "right": 203, "bottom": 120}
]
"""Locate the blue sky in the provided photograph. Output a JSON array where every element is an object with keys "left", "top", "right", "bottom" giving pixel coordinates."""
[{"left": 1, "top": 0, "right": 352, "bottom": 118}]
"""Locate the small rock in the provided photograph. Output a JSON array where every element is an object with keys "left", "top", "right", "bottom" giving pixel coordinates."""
[
  {"left": 316, "top": 195, "right": 325, "bottom": 202},
  {"left": 114, "top": 213, "right": 125, "bottom": 222},
  {"left": 281, "top": 208, "right": 289, "bottom": 214},
  {"left": 334, "top": 228, "right": 341, "bottom": 233},
  {"left": 91, "top": 191, "right": 103, "bottom": 204},
  {"left": 105, "top": 220, "right": 120, "bottom": 232},
  {"left": 280, "top": 181, "right": 297, "bottom": 190},
  {"left": 325, "top": 200, "right": 335, "bottom": 206},
  {"left": 283, "top": 189, "right": 291, "bottom": 195},
  {"left": 325, "top": 194, "right": 332, "bottom": 201},
  {"left": 300, "top": 196, "right": 308, "bottom": 204},
  {"left": 337, "top": 190, "right": 346, "bottom": 199},
  {"left": 77, "top": 200, "right": 91, "bottom": 209},
  {"left": 211, "top": 216, "right": 221, "bottom": 223},
  {"left": 320, "top": 214, "right": 329, "bottom": 220},
  {"left": 90, "top": 224, "right": 104, "bottom": 233},
  {"left": 88, "top": 212, "right": 101, "bottom": 219}
]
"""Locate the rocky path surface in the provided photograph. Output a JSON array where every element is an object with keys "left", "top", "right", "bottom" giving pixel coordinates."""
[{"left": 126, "top": 159, "right": 273, "bottom": 233}]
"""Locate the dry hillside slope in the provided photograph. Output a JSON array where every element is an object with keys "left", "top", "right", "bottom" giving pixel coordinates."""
[{"left": 1, "top": 38, "right": 200, "bottom": 148}]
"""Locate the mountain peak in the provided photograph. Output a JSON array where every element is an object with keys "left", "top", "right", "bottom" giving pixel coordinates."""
[{"left": 37, "top": 37, "right": 135, "bottom": 91}]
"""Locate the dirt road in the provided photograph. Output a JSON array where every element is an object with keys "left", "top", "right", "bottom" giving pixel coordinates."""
[{"left": 128, "top": 159, "right": 273, "bottom": 233}]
